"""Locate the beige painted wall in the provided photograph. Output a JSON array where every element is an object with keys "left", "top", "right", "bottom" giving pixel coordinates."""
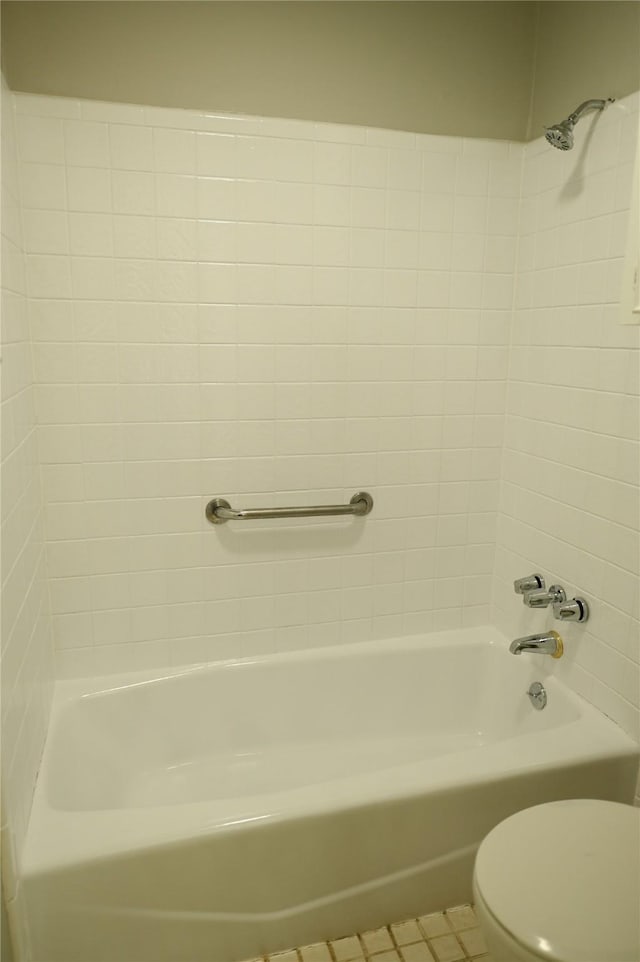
[
  {"left": 1, "top": 1, "right": 639, "bottom": 142},
  {"left": 1, "top": 1, "right": 536, "bottom": 140},
  {"left": 528, "top": 1, "right": 640, "bottom": 138}
]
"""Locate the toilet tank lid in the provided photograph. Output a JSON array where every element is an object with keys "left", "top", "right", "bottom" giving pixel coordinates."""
[{"left": 474, "top": 799, "right": 640, "bottom": 962}]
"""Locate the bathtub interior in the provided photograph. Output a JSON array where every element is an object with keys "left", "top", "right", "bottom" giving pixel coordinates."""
[{"left": 44, "top": 635, "right": 581, "bottom": 812}]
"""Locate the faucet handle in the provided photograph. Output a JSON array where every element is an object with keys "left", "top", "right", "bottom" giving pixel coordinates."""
[
  {"left": 553, "top": 597, "right": 589, "bottom": 623},
  {"left": 513, "top": 573, "right": 545, "bottom": 595}
]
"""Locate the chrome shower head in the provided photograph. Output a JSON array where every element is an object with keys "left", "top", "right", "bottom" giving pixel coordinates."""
[
  {"left": 545, "top": 119, "right": 575, "bottom": 150},
  {"left": 544, "top": 98, "right": 614, "bottom": 151}
]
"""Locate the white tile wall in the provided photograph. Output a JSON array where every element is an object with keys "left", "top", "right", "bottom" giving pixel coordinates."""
[
  {"left": 1, "top": 78, "right": 55, "bottom": 951},
  {"left": 14, "top": 94, "right": 520, "bottom": 679},
  {"left": 493, "top": 94, "right": 640, "bottom": 744},
  {"left": 9, "top": 89, "right": 640, "bottom": 756}
]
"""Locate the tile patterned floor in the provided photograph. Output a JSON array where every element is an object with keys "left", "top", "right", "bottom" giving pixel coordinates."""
[{"left": 246, "top": 904, "right": 493, "bottom": 962}]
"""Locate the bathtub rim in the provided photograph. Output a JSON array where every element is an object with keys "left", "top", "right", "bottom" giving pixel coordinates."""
[{"left": 52, "top": 623, "right": 503, "bottom": 699}]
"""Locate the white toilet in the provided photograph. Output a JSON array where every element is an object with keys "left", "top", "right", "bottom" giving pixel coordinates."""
[{"left": 473, "top": 799, "right": 640, "bottom": 962}]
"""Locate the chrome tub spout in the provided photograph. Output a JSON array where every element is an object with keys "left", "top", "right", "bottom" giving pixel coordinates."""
[{"left": 509, "top": 631, "right": 563, "bottom": 659}]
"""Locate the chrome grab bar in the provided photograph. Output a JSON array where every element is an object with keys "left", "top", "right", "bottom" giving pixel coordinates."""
[{"left": 206, "top": 491, "right": 374, "bottom": 525}]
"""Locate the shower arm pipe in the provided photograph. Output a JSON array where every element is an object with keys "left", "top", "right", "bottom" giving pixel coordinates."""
[
  {"left": 206, "top": 491, "right": 374, "bottom": 524},
  {"left": 567, "top": 99, "right": 612, "bottom": 123}
]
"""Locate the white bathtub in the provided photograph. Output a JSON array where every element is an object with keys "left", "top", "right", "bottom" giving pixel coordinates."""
[{"left": 21, "top": 626, "right": 639, "bottom": 962}]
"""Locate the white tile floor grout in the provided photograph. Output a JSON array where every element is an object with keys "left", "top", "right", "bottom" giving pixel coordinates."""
[{"left": 245, "top": 904, "right": 493, "bottom": 962}]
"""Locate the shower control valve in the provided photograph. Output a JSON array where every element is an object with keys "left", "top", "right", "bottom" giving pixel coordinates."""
[
  {"left": 524, "top": 584, "right": 566, "bottom": 609},
  {"left": 513, "top": 573, "right": 545, "bottom": 596},
  {"left": 553, "top": 597, "right": 589, "bottom": 623}
]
